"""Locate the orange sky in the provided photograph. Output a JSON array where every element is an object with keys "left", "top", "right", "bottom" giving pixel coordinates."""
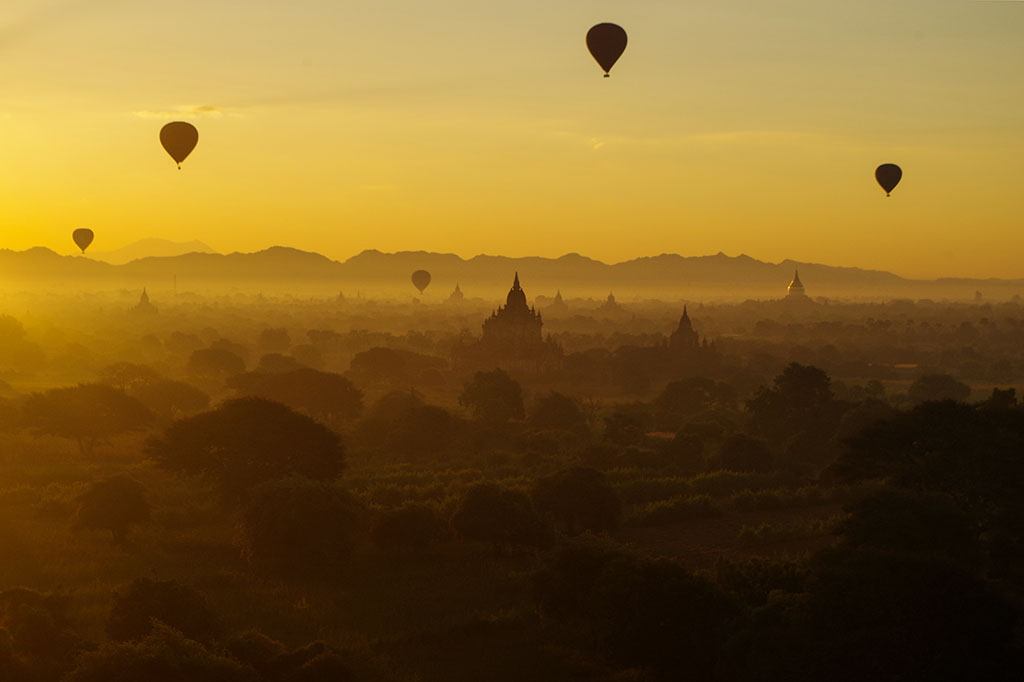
[{"left": 1, "top": 0, "right": 1022, "bottom": 278}]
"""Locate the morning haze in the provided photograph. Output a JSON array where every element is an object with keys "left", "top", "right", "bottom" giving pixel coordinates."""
[
  {"left": 0, "top": 3, "right": 1022, "bottom": 682},
  {"left": 1, "top": 0, "right": 1023, "bottom": 277}
]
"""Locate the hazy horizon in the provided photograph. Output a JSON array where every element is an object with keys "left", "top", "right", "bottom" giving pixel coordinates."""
[
  {"left": 2, "top": 1, "right": 1023, "bottom": 279},
  {"left": 8, "top": 236, "right": 1024, "bottom": 285}
]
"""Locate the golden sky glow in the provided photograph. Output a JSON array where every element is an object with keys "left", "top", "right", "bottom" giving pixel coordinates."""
[{"left": 1, "top": 0, "right": 1022, "bottom": 278}]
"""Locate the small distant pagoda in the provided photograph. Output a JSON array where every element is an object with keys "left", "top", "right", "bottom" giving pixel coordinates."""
[
  {"left": 448, "top": 283, "right": 465, "bottom": 303},
  {"left": 787, "top": 269, "right": 807, "bottom": 299},
  {"left": 132, "top": 288, "right": 158, "bottom": 315},
  {"left": 669, "top": 305, "right": 699, "bottom": 350},
  {"left": 546, "top": 290, "right": 569, "bottom": 314},
  {"left": 597, "top": 292, "right": 622, "bottom": 314}
]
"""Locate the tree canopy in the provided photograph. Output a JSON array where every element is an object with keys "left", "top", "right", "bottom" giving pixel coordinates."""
[{"left": 146, "top": 398, "right": 345, "bottom": 498}]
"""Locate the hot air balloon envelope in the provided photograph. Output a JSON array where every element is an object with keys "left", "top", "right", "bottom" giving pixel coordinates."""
[
  {"left": 160, "top": 122, "right": 199, "bottom": 168},
  {"left": 875, "top": 163, "right": 903, "bottom": 196},
  {"left": 412, "top": 270, "right": 432, "bottom": 294},
  {"left": 72, "top": 228, "right": 94, "bottom": 253},
  {"left": 587, "top": 23, "right": 628, "bottom": 77}
]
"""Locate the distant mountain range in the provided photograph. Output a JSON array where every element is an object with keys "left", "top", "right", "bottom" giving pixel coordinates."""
[
  {"left": 88, "top": 238, "right": 216, "bottom": 264},
  {"left": 0, "top": 245, "right": 1020, "bottom": 300}
]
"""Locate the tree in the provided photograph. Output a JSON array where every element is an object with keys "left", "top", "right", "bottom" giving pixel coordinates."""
[
  {"left": 981, "top": 387, "right": 1018, "bottom": 411},
  {"left": 459, "top": 369, "right": 524, "bottom": 423},
  {"left": 348, "top": 346, "right": 447, "bottom": 386},
  {"left": 147, "top": 398, "right": 345, "bottom": 498},
  {"left": 745, "top": 547, "right": 1021, "bottom": 682},
  {"left": 290, "top": 344, "right": 325, "bottom": 370},
  {"left": 258, "top": 327, "right": 291, "bottom": 354},
  {"left": 383, "top": 404, "right": 460, "bottom": 459},
  {"left": 354, "top": 390, "right": 425, "bottom": 446},
  {"left": 239, "top": 477, "right": 363, "bottom": 572},
  {"left": 717, "top": 434, "right": 774, "bottom": 473},
  {"left": 22, "top": 384, "right": 153, "bottom": 454},
  {"left": 746, "top": 363, "right": 838, "bottom": 442},
  {"left": 0, "top": 314, "right": 44, "bottom": 372},
  {"left": 531, "top": 468, "right": 621, "bottom": 534},
  {"left": 653, "top": 377, "right": 737, "bottom": 431},
  {"left": 256, "top": 353, "right": 304, "bottom": 374},
  {"left": 533, "top": 541, "right": 737, "bottom": 678},
  {"left": 451, "top": 483, "right": 550, "bottom": 550},
  {"left": 228, "top": 369, "right": 363, "bottom": 423},
  {"left": 660, "top": 431, "right": 705, "bottom": 472},
  {"left": 833, "top": 401, "right": 1024, "bottom": 547},
  {"left": 226, "top": 634, "right": 356, "bottom": 682},
  {"left": 186, "top": 347, "right": 245, "bottom": 380},
  {"left": 907, "top": 374, "right": 971, "bottom": 404},
  {"left": 0, "top": 588, "right": 84, "bottom": 679},
  {"left": 130, "top": 379, "right": 210, "bottom": 420},
  {"left": 836, "top": 489, "right": 979, "bottom": 565},
  {"left": 528, "top": 392, "right": 589, "bottom": 433},
  {"left": 603, "top": 406, "right": 649, "bottom": 447},
  {"left": 98, "top": 362, "right": 163, "bottom": 392},
  {"left": 371, "top": 503, "right": 448, "bottom": 553},
  {"left": 74, "top": 474, "right": 150, "bottom": 543},
  {"left": 107, "top": 579, "right": 221, "bottom": 643}
]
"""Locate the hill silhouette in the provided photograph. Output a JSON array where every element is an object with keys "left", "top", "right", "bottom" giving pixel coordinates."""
[
  {"left": 0, "top": 246, "right": 1020, "bottom": 300},
  {"left": 89, "top": 238, "right": 216, "bottom": 265}
]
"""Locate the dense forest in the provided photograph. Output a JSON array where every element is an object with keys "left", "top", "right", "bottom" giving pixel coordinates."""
[{"left": 0, "top": 291, "right": 1021, "bottom": 681}]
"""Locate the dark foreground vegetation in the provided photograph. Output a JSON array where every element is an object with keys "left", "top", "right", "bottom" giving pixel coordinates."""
[{"left": 0, "top": 296, "right": 1022, "bottom": 680}]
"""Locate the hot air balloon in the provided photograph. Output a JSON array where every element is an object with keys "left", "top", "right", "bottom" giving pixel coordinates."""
[
  {"left": 411, "top": 270, "right": 432, "bottom": 294},
  {"left": 160, "top": 122, "right": 199, "bottom": 169},
  {"left": 875, "top": 163, "right": 903, "bottom": 197},
  {"left": 72, "top": 228, "right": 94, "bottom": 254},
  {"left": 587, "top": 23, "right": 628, "bottom": 77}
]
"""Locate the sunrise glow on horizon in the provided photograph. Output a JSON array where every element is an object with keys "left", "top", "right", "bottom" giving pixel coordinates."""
[{"left": 1, "top": 0, "right": 1022, "bottom": 279}]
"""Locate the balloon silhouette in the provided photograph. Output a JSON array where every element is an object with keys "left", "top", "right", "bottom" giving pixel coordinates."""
[
  {"left": 160, "top": 122, "right": 199, "bottom": 169},
  {"left": 411, "top": 270, "right": 432, "bottom": 294},
  {"left": 587, "top": 23, "right": 628, "bottom": 77},
  {"left": 72, "top": 228, "right": 94, "bottom": 254},
  {"left": 875, "top": 163, "right": 903, "bottom": 197}
]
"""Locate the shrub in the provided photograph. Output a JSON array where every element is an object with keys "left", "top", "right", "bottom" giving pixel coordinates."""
[
  {"left": 459, "top": 369, "right": 525, "bottom": 423},
  {"left": 371, "top": 503, "right": 447, "bottom": 553},
  {"left": 74, "top": 474, "right": 150, "bottom": 543},
  {"left": 186, "top": 347, "right": 246, "bottom": 379},
  {"left": 534, "top": 541, "right": 737, "bottom": 678},
  {"left": 228, "top": 368, "right": 363, "bottom": 423},
  {"left": 107, "top": 579, "right": 221, "bottom": 643},
  {"left": 0, "top": 588, "right": 83, "bottom": 676},
  {"left": 907, "top": 374, "right": 971, "bottom": 404},
  {"left": 717, "top": 434, "right": 774, "bottom": 473},
  {"left": 627, "top": 495, "right": 723, "bottom": 527},
  {"left": 532, "top": 468, "right": 621, "bottom": 535},
  {"left": 240, "top": 477, "right": 363, "bottom": 571},
  {"left": 837, "top": 489, "right": 980, "bottom": 564},
  {"left": 451, "top": 483, "right": 551, "bottom": 550},
  {"left": 67, "top": 624, "right": 255, "bottom": 682},
  {"left": 714, "top": 557, "right": 806, "bottom": 607}
]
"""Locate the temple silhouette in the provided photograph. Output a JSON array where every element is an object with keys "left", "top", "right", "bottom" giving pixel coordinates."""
[
  {"left": 453, "top": 273, "right": 718, "bottom": 380},
  {"left": 131, "top": 288, "right": 158, "bottom": 315},
  {"left": 454, "top": 272, "right": 562, "bottom": 373}
]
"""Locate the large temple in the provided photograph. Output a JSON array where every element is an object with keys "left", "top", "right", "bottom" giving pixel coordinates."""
[
  {"left": 481, "top": 273, "right": 543, "bottom": 346},
  {"left": 455, "top": 273, "right": 562, "bottom": 373}
]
